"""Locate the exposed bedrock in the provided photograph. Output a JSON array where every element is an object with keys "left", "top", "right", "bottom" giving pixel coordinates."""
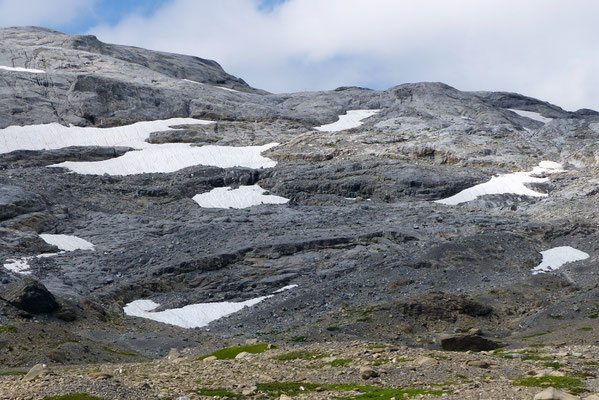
[{"left": 2, "top": 27, "right": 599, "bottom": 357}]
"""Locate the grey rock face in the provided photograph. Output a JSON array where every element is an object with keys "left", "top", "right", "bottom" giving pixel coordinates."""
[
  {"left": 1, "top": 26, "right": 599, "bottom": 357},
  {"left": 0, "top": 185, "right": 46, "bottom": 221}
]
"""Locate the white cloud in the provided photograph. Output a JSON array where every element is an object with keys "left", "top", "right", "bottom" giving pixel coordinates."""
[
  {"left": 83, "top": 0, "right": 599, "bottom": 111},
  {"left": 0, "top": 0, "right": 95, "bottom": 28}
]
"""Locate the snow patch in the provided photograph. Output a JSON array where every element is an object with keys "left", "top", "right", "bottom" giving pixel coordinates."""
[
  {"left": 0, "top": 65, "right": 45, "bottom": 74},
  {"left": 0, "top": 118, "right": 211, "bottom": 154},
  {"left": 315, "top": 109, "right": 380, "bottom": 132},
  {"left": 182, "top": 79, "right": 202, "bottom": 84},
  {"left": 1, "top": 118, "right": 279, "bottom": 176},
  {"left": 436, "top": 161, "right": 564, "bottom": 205},
  {"left": 215, "top": 86, "right": 240, "bottom": 93},
  {"left": 508, "top": 109, "right": 552, "bottom": 124},
  {"left": 192, "top": 184, "right": 288, "bottom": 209},
  {"left": 273, "top": 284, "right": 298, "bottom": 293},
  {"left": 123, "top": 296, "right": 269, "bottom": 329},
  {"left": 124, "top": 285, "right": 297, "bottom": 328},
  {"left": 39, "top": 234, "right": 95, "bottom": 251},
  {"left": 3, "top": 234, "right": 94, "bottom": 275},
  {"left": 3, "top": 258, "right": 32, "bottom": 275},
  {"left": 532, "top": 246, "right": 589, "bottom": 274},
  {"left": 49, "top": 143, "right": 279, "bottom": 175}
]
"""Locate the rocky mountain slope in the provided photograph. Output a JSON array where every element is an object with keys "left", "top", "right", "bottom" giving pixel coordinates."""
[{"left": 2, "top": 26, "right": 599, "bottom": 396}]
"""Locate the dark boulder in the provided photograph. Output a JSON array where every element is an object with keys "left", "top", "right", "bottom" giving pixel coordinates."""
[
  {"left": 438, "top": 333, "right": 503, "bottom": 352},
  {"left": 3, "top": 279, "right": 59, "bottom": 314}
]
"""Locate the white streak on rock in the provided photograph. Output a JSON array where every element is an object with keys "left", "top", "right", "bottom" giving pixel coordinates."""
[{"left": 0, "top": 65, "right": 45, "bottom": 74}]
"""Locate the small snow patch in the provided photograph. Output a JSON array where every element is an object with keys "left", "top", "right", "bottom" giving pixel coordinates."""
[
  {"left": 508, "top": 109, "right": 552, "bottom": 124},
  {"left": 273, "top": 284, "right": 298, "bottom": 293},
  {"left": 182, "top": 79, "right": 202, "bottom": 85},
  {"left": 436, "top": 161, "right": 564, "bottom": 205},
  {"left": 0, "top": 65, "right": 45, "bottom": 74},
  {"left": 192, "top": 184, "right": 288, "bottom": 209},
  {"left": 315, "top": 109, "right": 380, "bottom": 132},
  {"left": 215, "top": 86, "right": 239, "bottom": 93},
  {"left": 39, "top": 234, "right": 95, "bottom": 251},
  {"left": 3, "top": 234, "right": 94, "bottom": 275},
  {"left": 3, "top": 258, "right": 32, "bottom": 275},
  {"left": 531, "top": 246, "right": 589, "bottom": 274}
]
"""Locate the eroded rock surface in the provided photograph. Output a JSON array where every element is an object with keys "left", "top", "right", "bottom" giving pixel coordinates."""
[{"left": 1, "top": 27, "right": 599, "bottom": 366}]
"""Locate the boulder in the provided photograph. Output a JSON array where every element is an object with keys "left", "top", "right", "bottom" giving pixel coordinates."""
[
  {"left": 360, "top": 367, "right": 379, "bottom": 379},
  {"left": 438, "top": 333, "right": 503, "bottom": 352},
  {"left": 414, "top": 356, "right": 437, "bottom": 367},
  {"left": 55, "top": 306, "right": 77, "bottom": 322},
  {"left": 23, "top": 363, "right": 48, "bottom": 381},
  {"left": 3, "top": 279, "right": 59, "bottom": 314},
  {"left": 47, "top": 349, "right": 67, "bottom": 363},
  {"left": 533, "top": 387, "right": 580, "bottom": 400}
]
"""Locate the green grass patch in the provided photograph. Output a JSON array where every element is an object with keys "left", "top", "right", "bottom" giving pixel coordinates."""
[
  {"left": 584, "top": 361, "right": 599, "bottom": 366},
  {"left": 289, "top": 336, "right": 307, "bottom": 343},
  {"left": 521, "top": 331, "right": 551, "bottom": 339},
  {"left": 548, "top": 314, "right": 564, "bottom": 320},
  {"left": 197, "top": 388, "right": 241, "bottom": 398},
  {"left": 196, "top": 343, "right": 276, "bottom": 360},
  {"left": 327, "top": 326, "right": 340, "bottom": 331},
  {"left": 512, "top": 376, "right": 586, "bottom": 394},
  {"left": 101, "top": 347, "right": 137, "bottom": 357},
  {"left": 370, "top": 358, "right": 391, "bottom": 366},
  {"left": 255, "top": 382, "right": 448, "bottom": 399},
  {"left": 543, "top": 361, "right": 561, "bottom": 369},
  {"left": 455, "top": 327, "right": 473, "bottom": 334},
  {"left": 366, "top": 344, "right": 396, "bottom": 350},
  {"left": 0, "top": 325, "right": 18, "bottom": 334},
  {"left": 273, "top": 350, "right": 327, "bottom": 361},
  {"left": 523, "top": 355, "right": 553, "bottom": 361},
  {"left": 578, "top": 327, "right": 593, "bottom": 331},
  {"left": 356, "top": 317, "right": 373, "bottom": 323},
  {"left": 42, "top": 394, "right": 103, "bottom": 400},
  {"left": 0, "top": 370, "right": 26, "bottom": 376},
  {"left": 327, "top": 358, "right": 352, "bottom": 367}
]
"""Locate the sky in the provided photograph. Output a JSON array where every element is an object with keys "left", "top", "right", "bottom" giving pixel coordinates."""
[{"left": 1, "top": 0, "right": 598, "bottom": 111}]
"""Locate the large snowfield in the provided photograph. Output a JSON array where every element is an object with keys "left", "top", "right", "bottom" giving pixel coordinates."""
[
  {"left": 0, "top": 118, "right": 210, "bottom": 154},
  {"left": 315, "top": 109, "right": 380, "bottom": 132},
  {"left": 192, "top": 184, "right": 289, "bottom": 208},
  {"left": 436, "top": 161, "right": 564, "bottom": 205},
  {"left": 50, "top": 142, "right": 279, "bottom": 175},
  {"left": 0, "top": 118, "right": 279, "bottom": 175}
]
